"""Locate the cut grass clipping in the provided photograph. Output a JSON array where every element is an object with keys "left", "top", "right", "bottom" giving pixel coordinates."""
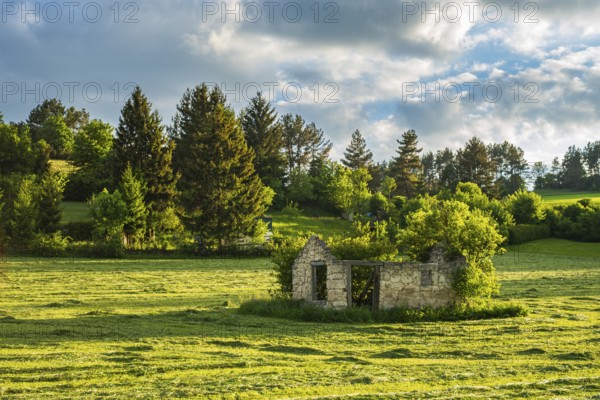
[{"left": 238, "top": 299, "right": 528, "bottom": 323}]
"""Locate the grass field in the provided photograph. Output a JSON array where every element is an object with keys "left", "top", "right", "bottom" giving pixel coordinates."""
[
  {"left": 0, "top": 239, "right": 598, "bottom": 398},
  {"left": 269, "top": 210, "right": 353, "bottom": 239},
  {"left": 536, "top": 188, "right": 600, "bottom": 205},
  {"left": 60, "top": 203, "right": 353, "bottom": 238},
  {"left": 61, "top": 202, "right": 91, "bottom": 223}
]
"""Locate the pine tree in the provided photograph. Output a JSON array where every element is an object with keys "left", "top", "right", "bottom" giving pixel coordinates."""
[
  {"left": 457, "top": 137, "right": 495, "bottom": 195},
  {"left": 173, "top": 88, "right": 273, "bottom": 243},
  {"left": 119, "top": 165, "right": 148, "bottom": 248},
  {"left": 562, "top": 146, "right": 585, "bottom": 190},
  {"left": 280, "top": 114, "right": 331, "bottom": 173},
  {"left": 435, "top": 148, "right": 459, "bottom": 190},
  {"left": 421, "top": 151, "right": 436, "bottom": 193},
  {"left": 240, "top": 92, "right": 286, "bottom": 187},
  {"left": 342, "top": 129, "right": 373, "bottom": 170},
  {"left": 390, "top": 130, "right": 422, "bottom": 197},
  {"left": 37, "top": 172, "right": 66, "bottom": 234},
  {"left": 306, "top": 122, "right": 332, "bottom": 167},
  {"left": 583, "top": 141, "right": 600, "bottom": 176},
  {"left": 8, "top": 177, "right": 38, "bottom": 246},
  {"left": 114, "top": 87, "right": 179, "bottom": 237}
]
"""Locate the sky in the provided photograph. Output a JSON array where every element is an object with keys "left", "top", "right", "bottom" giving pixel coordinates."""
[{"left": 1, "top": 0, "right": 600, "bottom": 165}]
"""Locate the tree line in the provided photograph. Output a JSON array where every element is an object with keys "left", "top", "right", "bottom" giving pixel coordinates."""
[{"left": 0, "top": 84, "right": 597, "bottom": 252}]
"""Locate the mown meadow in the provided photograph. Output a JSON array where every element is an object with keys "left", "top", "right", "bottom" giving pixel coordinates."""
[
  {"left": 0, "top": 239, "right": 598, "bottom": 399},
  {"left": 536, "top": 189, "right": 600, "bottom": 205}
]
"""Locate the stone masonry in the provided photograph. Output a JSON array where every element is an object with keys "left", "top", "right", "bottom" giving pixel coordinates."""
[{"left": 292, "top": 235, "right": 465, "bottom": 309}]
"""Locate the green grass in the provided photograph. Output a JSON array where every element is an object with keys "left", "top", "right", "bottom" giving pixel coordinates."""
[
  {"left": 536, "top": 188, "right": 600, "bottom": 204},
  {"left": 270, "top": 210, "right": 353, "bottom": 239},
  {"left": 0, "top": 238, "right": 598, "bottom": 398},
  {"left": 61, "top": 201, "right": 91, "bottom": 223},
  {"left": 61, "top": 204, "right": 352, "bottom": 238}
]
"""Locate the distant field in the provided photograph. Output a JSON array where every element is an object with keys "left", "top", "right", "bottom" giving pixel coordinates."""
[
  {"left": 269, "top": 210, "right": 353, "bottom": 239},
  {"left": 61, "top": 203, "right": 352, "bottom": 237},
  {"left": 61, "top": 201, "right": 91, "bottom": 223},
  {"left": 0, "top": 238, "right": 598, "bottom": 398},
  {"left": 536, "top": 188, "right": 600, "bottom": 204}
]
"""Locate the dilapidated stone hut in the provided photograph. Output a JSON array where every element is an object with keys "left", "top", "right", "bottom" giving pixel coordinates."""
[{"left": 292, "top": 236, "right": 466, "bottom": 310}]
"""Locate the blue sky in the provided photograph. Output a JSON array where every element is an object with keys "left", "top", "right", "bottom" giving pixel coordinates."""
[{"left": 2, "top": 0, "right": 600, "bottom": 165}]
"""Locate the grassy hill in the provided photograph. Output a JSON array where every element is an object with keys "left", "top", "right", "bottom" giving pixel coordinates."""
[
  {"left": 536, "top": 188, "right": 600, "bottom": 204},
  {"left": 61, "top": 201, "right": 91, "bottom": 223},
  {"left": 61, "top": 202, "right": 353, "bottom": 238},
  {"left": 269, "top": 210, "right": 352, "bottom": 239},
  {"left": 0, "top": 238, "right": 597, "bottom": 398}
]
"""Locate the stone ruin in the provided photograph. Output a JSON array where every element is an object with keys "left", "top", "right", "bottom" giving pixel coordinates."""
[{"left": 292, "top": 235, "right": 466, "bottom": 310}]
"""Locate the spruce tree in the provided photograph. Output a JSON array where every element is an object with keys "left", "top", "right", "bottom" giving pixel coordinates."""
[
  {"left": 390, "top": 129, "right": 422, "bottom": 198},
  {"left": 170, "top": 84, "right": 226, "bottom": 184},
  {"left": 240, "top": 92, "right": 286, "bottom": 188},
  {"left": 435, "top": 147, "right": 459, "bottom": 190},
  {"left": 561, "top": 145, "right": 585, "bottom": 190},
  {"left": 37, "top": 172, "right": 66, "bottom": 234},
  {"left": 8, "top": 177, "right": 38, "bottom": 246},
  {"left": 174, "top": 96, "right": 273, "bottom": 243},
  {"left": 119, "top": 165, "right": 148, "bottom": 247},
  {"left": 342, "top": 129, "right": 373, "bottom": 170},
  {"left": 114, "top": 87, "right": 179, "bottom": 237},
  {"left": 457, "top": 137, "right": 495, "bottom": 195}
]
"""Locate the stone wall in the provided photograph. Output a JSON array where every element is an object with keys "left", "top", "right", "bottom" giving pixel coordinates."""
[
  {"left": 379, "top": 262, "right": 458, "bottom": 309},
  {"left": 291, "top": 235, "right": 335, "bottom": 302},
  {"left": 292, "top": 236, "right": 464, "bottom": 309}
]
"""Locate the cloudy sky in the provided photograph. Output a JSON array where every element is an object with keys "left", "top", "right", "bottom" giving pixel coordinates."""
[{"left": 1, "top": 0, "right": 599, "bottom": 164}]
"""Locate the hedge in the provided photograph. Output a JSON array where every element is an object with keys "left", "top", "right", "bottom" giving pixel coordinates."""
[{"left": 508, "top": 224, "right": 550, "bottom": 245}]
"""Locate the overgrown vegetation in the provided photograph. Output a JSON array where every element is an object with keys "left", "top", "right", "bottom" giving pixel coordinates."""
[{"left": 238, "top": 298, "right": 527, "bottom": 323}]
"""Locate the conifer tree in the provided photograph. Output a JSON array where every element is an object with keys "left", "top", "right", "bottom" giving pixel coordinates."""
[
  {"left": 170, "top": 84, "right": 226, "bottom": 183},
  {"left": 342, "top": 129, "right": 373, "bottom": 170},
  {"left": 173, "top": 87, "right": 273, "bottom": 243},
  {"left": 114, "top": 86, "right": 179, "bottom": 237},
  {"left": 390, "top": 129, "right": 422, "bottom": 197},
  {"left": 240, "top": 92, "right": 285, "bottom": 188},
  {"left": 119, "top": 165, "right": 148, "bottom": 247},
  {"left": 37, "top": 172, "right": 66, "bottom": 234},
  {"left": 457, "top": 137, "right": 495, "bottom": 195},
  {"left": 280, "top": 114, "right": 331, "bottom": 173},
  {"left": 8, "top": 177, "right": 38, "bottom": 245}
]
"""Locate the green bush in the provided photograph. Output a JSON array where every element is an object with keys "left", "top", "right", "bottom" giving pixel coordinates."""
[
  {"left": 369, "top": 192, "right": 391, "bottom": 214},
  {"left": 68, "top": 237, "right": 124, "bottom": 258},
  {"left": 399, "top": 199, "right": 504, "bottom": 303},
  {"left": 508, "top": 224, "right": 550, "bottom": 244},
  {"left": 505, "top": 190, "right": 545, "bottom": 224},
  {"left": 269, "top": 234, "right": 310, "bottom": 293},
  {"left": 327, "top": 234, "right": 397, "bottom": 261},
  {"left": 30, "top": 232, "right": 71, "bottom": 257},
  {"left": 544, "top": 202, "right": 600, "bottom": 242},
  {"left": 238, "top": 298, "right": 528, "bottom": 323}
]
